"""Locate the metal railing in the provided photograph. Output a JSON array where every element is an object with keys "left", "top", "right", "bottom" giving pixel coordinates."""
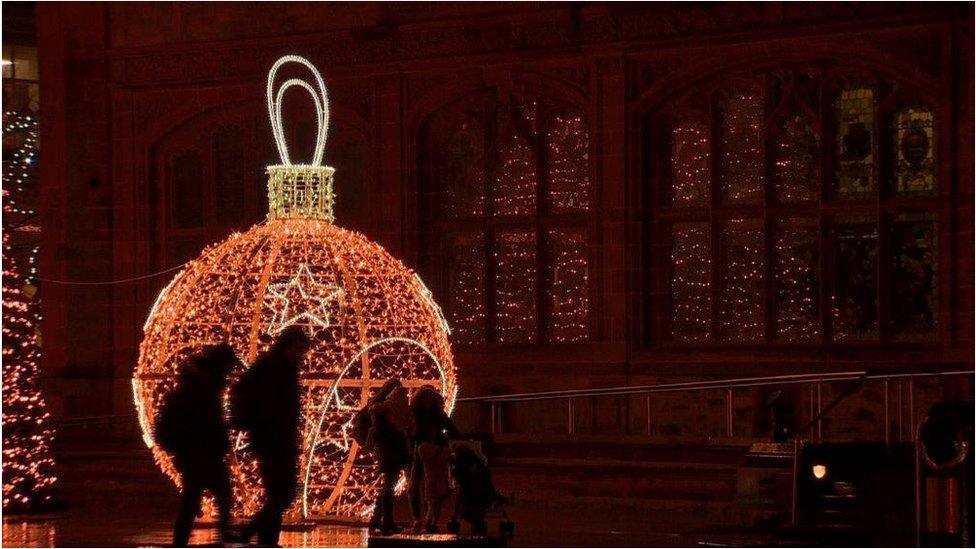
[
  {"left": 457, "top": 369, "right": 974, "bottom": 442},
  {"left": 55, "top": 369, "right": 973, "bottom": 442}
]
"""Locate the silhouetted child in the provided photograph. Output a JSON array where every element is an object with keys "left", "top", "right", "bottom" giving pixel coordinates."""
[
  {"left": 155, "top": 343, "right": 238, "bottom": 546},
  {"left": 408, "top": 385, "right": 460, "bottom": 533},
  {"left": 230, "top": 326, "right": 309, "bottom": 547},
  {"left": 416, "top": 442, "right": 451, "bottom": 532}
]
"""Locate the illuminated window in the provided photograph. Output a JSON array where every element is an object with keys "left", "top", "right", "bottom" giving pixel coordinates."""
[
  {"left": 421, "top": 93, "right": 591, "bottom": 345},
  {"left": 649, "top": 70, "right": 939, "bottom": 344},
  {"left": 2, "top": 43, "right": 39, "bottom": 112},
  {"left": 893, "top": 108, "right": 935, "bottom": 194},
  {"left": 834, "top": 88, "right": 875, "bottom": 196}
]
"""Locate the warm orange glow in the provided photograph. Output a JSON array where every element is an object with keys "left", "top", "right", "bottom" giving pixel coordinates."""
[
  {"left": 811, "top": 464, "right": 827, "bottom": 480},
  {"left": 134, "top": 55, "right": 456, "bottom": 522},
  {"left": 135, "top": 219, "right": 457, "bottom": 521}
]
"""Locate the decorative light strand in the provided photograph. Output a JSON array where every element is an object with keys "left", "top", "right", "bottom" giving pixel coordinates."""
[
  {"left": 2, "top": 108, "right": 58, "bottom": 513},
  {"left": 134, "top": 55, "right": 456, "bottom": 522}
]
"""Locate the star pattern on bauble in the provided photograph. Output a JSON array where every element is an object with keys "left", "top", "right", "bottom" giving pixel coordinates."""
[{"left": 264, "top": 263, "right": 343, "bottom": 336}]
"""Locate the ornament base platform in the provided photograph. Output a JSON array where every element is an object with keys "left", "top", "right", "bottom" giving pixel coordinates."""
[{"left": 367, "top": 533, "right": 507, "bottom": 548}]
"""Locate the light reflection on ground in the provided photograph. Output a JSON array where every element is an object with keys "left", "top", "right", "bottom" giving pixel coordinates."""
[
  {"left": 2, "top": 519, "right": 367, "bottom": 548},
  {"left": 2, "top": 520, "right": 57, "bottom": 548},
  {"left": 184, "top": 524, "right": 367, "bottom": 548}
]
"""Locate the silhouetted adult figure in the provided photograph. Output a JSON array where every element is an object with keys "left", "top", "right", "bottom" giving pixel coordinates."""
[
  {"left": 231, "top": 326, "right": 310, "bottom": 547},
  {"left": 408, "top": 385, "right": 460, "bottom": 532},
  {"left": 364, "top": 379, "right": 412, "bottom": 535},
  {"left": 155, "top": 343, "right": 239, "bottom": 547}
]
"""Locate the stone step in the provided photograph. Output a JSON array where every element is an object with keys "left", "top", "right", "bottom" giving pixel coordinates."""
[{"left": 482, "top": 436, "right": 771, "bottom": 527}]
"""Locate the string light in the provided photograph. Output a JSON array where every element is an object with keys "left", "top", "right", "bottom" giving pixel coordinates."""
[
  {"left": 494, "top": 231, "right": 538, "bottom": 343},
  {"left": 671, "top": 223, "right": 711, "bottom": 340},
  {"left": 133, "top": 55, "right": 456, "bottom": 521},
  {"left": 263, "top": 263, "right": 344, "bottom": 336},
  {"left": 774, "top": 220, "right": 819, "bottom": 340},
  {"left": 2, "top": 109, "right": 57, "bottom": 512},
  {"left": 672, "top": 121, "right": 710, "bottom": 205},
  {"left": 445, "top": 233, "right": 485, "bottom": 344},
  {"left": 719, "top": 86, "right": 763, "bottom": 204},
  {"left": 547, "top": 113, "right": 589, "bottom": 211},
  {"left": 772, "top": 114, "right": 819, "bottom": 202},
  {"left": 548, "top": 229, "right": 588, "bottom": 342},
  {"left": 435, "top": 99, "right": 590, "bottom": 344},
  {"left": 3, "top": 111, "right": 41, "bottom": 281},
  {"left": 2, "top": 235, "right": 59, "bottom": 511},
  {"left": 719, "top": 219, "right": 764, "bottom": 341}
]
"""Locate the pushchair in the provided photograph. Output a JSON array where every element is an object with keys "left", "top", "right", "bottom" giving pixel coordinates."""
[{"left": 445, "top": 442, "right": 514, "bottom": 540}]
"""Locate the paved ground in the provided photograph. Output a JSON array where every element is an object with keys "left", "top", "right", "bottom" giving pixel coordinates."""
[{"left": 1, "top": 440, "right": 693, "bottom": 547}]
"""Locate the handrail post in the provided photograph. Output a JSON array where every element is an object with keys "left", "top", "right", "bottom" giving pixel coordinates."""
[
  {"left": 568, "top": 397, "right": 576, "bottom": 435},
  {"left": 898, "top": 379, "right": 905, "bottom": 441},
  {"left": 884, "top": 378, "right": 891, "bottom": 447},
  {"left": 645, "top": 393, "right": 652, "bottom": 436},
  {"left": 489, "top": 402, "right": 497, "bottom": 435},
  {"left": 908, "top": 377, "right": 916, "bottom": 442},
  {"left": 725, "top": 387, "right": 734, "bottom": 438},
  {"left": 790, "top": 437, "right": 799, "bottom": 527},
  {"left": 816, "top": 382, "right": 823, "bottom": 440}
]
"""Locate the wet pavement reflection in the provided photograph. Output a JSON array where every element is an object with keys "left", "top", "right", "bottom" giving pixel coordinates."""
[
  {"left": 3, "top": 440, "right": 690, "bottom": 547},
  {"left": 2, "top": 519, "right": 367, "bottom": 548}
]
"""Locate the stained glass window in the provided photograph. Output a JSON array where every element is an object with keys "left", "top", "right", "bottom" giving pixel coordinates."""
[
  {"left": 719, "top": 219, "right": 764, "bottom": 341},
  {"left": 893, "top": 108, "right": 935, "bottom": 194},
  {"left": 547, "top": 112, "right": 590, "bottom": 212},
  {"left": 890, "top": 214, "right": 937, "bottom": 338},
  {"left": 547, "top": 229, "right": 589, "bottom": 342},
  {"left": 671, "top": 223, "right": 711, "bottom": 341},
  {"left": 656, "top": 69, "right": 939, "bottom": 347},
  {"left": 834, "top": 88, "right": 875, "bottom": 195},
  {"left": 671, "top": 121, "right": 711, "bottom": 205},
  {"left": 445, "top": 233, "right": 486, "bottom": 344},
  {"left": 831, "top": 218, "right": 879, "bottom": 340},
  {"left": 774, "top": 218, "right": 820, "bottom": 340},
  {"left": 495, "top": 230, "right": 538, "bottom": 343},
  {"left": 719, "top": 83, "right": 764, "bottom": 204},
  {"left": 772, "top": 114, "right": 820, "bottom": 203}
]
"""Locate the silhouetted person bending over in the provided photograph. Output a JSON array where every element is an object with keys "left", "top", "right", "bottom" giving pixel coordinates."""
[
  {"left": 363, "top": 379, "right": 412, "bottom": 535},
  {"left": 231, "top": 326, "right": 310, "bottom": 547},
  {"left": 155, "top": 343, "right": 239, "bottom": 547}
]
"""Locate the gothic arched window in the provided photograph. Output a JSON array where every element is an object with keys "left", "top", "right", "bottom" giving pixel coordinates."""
[
  {"left": 647, "top": 69, "right": 939, "bottom": 345},
  {"left": 420, "top": 92, "right": 591, "bottom": 345}
]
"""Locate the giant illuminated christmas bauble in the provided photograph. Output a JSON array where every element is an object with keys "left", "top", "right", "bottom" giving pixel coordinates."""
[{"left": 133, "top": 56, "right": 456, "bottom": 521}]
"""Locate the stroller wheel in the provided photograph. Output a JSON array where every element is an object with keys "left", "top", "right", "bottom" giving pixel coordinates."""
[
  {"left": 446, "top": 518, "right": 461, "bottom": 534},
  {"left": 499, "top": 520, "right": 515, "bottom": 539}
]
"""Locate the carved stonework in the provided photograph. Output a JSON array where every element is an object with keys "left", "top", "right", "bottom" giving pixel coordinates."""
[
  {"left": 404, "top": 72, "right": 486, "bottom": 116},
  {"left": 521, "top": 64, "right": 591, "bottom": 95},
  {"left": 629, "top": 56, "right": 694, "bottom": 101},
  {"left": 875, "top": 31, "right": 945, "bottom": 79},
  {"left": 107, "top": 3, "right": 963, "bottom": 88},
  {"left": 332, "top": 80, "right": 374, "bottom": 121}
]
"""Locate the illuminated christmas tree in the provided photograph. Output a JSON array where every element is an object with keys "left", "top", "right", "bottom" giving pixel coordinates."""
[{"left": 2, "top": 110, "right": 58, "bottom": 512}]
